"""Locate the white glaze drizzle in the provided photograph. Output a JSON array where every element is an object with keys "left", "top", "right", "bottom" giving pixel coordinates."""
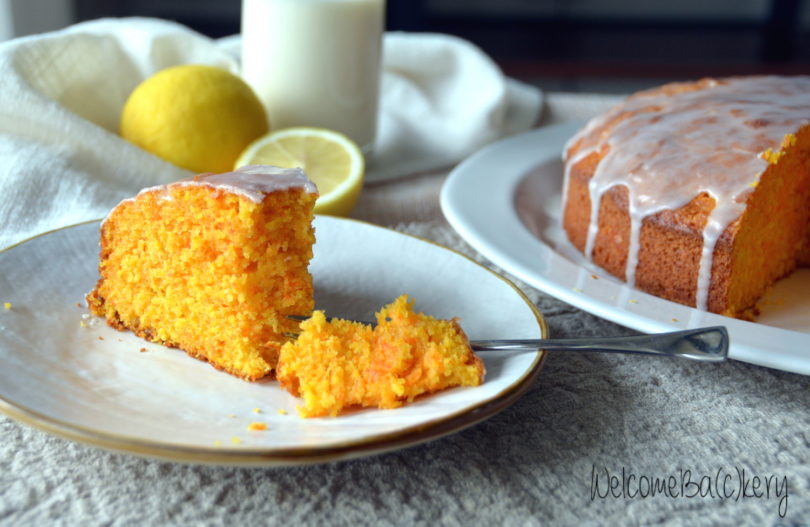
[
  {"left": 101, "top": 165, "right": 317, "bottom": 228},
  {"left": 562, "top": 76, "right": 810, "bottom": 310},
  {"left": 174, "top": 165, "right": 318, "bottom": 202}
]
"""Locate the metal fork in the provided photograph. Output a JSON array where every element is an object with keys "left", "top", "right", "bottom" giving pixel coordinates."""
[
  {"left": 287, "top": 316, "right": 728, "bottom": 362},
  {"left": 471, "top": 326, "right": 728, "bottom": 361}
]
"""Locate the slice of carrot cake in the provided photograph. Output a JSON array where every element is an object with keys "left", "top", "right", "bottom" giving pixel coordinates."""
[{"left": 86, "top": 165, "right": 318, "bottom": 380}]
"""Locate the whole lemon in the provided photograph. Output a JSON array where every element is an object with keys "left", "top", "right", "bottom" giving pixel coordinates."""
[{"left": 120, "top": 64, "right": 269, "bottom": 174}]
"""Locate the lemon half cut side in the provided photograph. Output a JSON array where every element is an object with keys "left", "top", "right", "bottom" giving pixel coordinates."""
[{"left": 235, "top": 127, "right": 365, "bottom": 217}]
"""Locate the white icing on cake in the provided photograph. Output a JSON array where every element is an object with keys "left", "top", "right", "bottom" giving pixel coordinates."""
[
  {"left": 101, "top": 165, "right": 317, "bottom": 227},
  {"left": 176, "top": 165, "right": 318, "bottom": 202},
  {"left": 562, "top": 76, "right": 810, "bottom": 310}
]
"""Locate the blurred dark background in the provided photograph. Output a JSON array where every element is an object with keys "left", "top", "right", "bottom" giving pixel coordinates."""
[{"left": 8, "top": 0, "right": 810, "bottom": 93}]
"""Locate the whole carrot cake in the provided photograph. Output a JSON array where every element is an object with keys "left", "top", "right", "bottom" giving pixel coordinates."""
[
  {"left": 562, "top": 76, "right": 810, "bottom": 318},
  {"left": 86, "top": 165, "right": 318, "bottom": 380},
  {"left": 277, "top": 295, "right": 486, "bottom": 417}
]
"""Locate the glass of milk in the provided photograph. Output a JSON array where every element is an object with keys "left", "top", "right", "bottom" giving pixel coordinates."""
[{"left": 241, "top": 0, "right": 385, "bottom": 154}]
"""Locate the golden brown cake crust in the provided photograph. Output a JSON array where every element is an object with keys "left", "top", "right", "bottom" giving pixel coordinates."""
[{"left": 562, "top": 76, "right": 810, "bottom": 318}]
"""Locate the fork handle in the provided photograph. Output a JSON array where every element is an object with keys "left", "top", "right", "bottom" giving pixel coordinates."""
[{"left": 470, "top": 326, "right": 728, "bottom": 362}]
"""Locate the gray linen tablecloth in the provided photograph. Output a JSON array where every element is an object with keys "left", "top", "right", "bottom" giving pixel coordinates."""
[{"left": 2, "top": 93, "right": 809, "bottom": 526}]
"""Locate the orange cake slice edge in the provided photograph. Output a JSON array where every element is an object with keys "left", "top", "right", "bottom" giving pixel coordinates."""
[{"left": 86, "top": 165, "right": 318, "bottom": 381}]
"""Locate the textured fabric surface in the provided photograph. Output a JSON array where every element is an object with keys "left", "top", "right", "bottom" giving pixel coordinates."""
[{"left": 3, "top": 88, "right": 809, "bottom": 525}]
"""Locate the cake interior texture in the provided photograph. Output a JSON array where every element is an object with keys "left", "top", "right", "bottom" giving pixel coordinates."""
[
  {"left": 276, "top": 295, "right": 485, "bottom": 418},
  {"left": 562, "top": 76, "right": 810, "bottom": 318},
  {"left": 86, "top": 168, "right": 317, "bottom": 380}
]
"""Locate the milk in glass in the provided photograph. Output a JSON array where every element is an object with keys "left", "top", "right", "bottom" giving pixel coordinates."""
[{"left": 241, "top": 0, "right": 385, "bottom": 153}]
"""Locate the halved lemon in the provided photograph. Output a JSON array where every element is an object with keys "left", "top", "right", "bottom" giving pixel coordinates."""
[{"left": 235, "top": 127, "right": 365, "bottom": 216}]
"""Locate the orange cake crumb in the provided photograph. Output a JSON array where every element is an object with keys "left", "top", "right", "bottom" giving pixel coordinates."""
[
  {"left": 86, "top": 165, "right": 317, "bottom": 380},
  {"left": 247, "top": 422, "right": 267, "bottom": 431},
  {"left": 277, "top": 295, "right": 485, "bottom": 418}
]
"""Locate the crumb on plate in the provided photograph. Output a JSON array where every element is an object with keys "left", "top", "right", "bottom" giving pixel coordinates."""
[
  {"left": 247, "top": 422, "right": 267, "bottom": 431},
  {"left": 277, "top": 295, "right": 485, "bottom": 418}
]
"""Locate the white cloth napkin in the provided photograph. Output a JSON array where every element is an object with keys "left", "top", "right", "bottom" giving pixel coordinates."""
[
  {"left": 0, "top": 17, "right": 542, "bottom": 249},
  {"left": 374, "top": 33, "right": 542, "bottom": 181}
]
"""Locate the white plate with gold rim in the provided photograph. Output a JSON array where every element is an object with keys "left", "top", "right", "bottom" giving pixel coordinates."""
[
  {"left": 0, "top": 216, "right": 546, "bottom": 466},
  {"left": 441, "top": 122, "right": 810, "bottom": 375}
]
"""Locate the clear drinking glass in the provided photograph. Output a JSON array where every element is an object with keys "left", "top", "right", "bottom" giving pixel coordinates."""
[{"left": 241, "top": 0, "right": 385, "bottom": 154}]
